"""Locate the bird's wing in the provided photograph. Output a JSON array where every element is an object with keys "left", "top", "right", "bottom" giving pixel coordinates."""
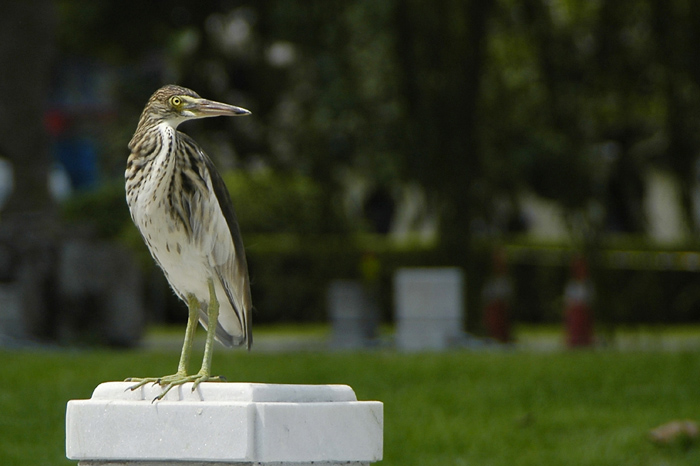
[
  {"left": 201, "top": 149, "right": 253, "bottom": 349},
  {"left": 176, "top": 132, "right": 252, "bottom": 349}
]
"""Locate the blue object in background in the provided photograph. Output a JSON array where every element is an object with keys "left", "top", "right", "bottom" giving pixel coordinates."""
[{"left": 54, "top": 137, "right": 99, "bottom": 191}]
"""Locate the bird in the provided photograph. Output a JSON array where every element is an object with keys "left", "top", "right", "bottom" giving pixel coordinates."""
[{"left": 124, "top": 84, "right": 252, "bottom": 400}]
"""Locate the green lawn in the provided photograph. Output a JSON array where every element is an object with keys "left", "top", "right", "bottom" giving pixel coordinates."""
[{"left": 1, "top": 344, "right": 699, "bottom": 466}]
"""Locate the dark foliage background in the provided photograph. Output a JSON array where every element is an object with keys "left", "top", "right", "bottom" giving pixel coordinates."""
[{"left": 10, "top": 0, "right": 700, "bottom": 331}]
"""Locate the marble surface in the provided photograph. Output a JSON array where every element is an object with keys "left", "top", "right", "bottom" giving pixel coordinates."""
[{"left": 66, "top": 382, "right": 383, "bottom": 464}]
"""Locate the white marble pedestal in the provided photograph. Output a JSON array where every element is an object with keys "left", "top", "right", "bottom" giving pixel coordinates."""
[{"left": 66, "top": 382, "right": 383, "bottom": 465}]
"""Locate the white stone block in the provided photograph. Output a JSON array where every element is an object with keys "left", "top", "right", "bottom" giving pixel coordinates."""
[
  {"left": 328, "top": 280, "right": 378, "bottom": 349},
  {"left": 66, "top": 382, "right": 383, "bottom": 465},
  {"left": 394, "top": 267, "right": 465, "bottom": 351},
  {"left": 0, "top": 283, "right": 23, "bottom": 338}
]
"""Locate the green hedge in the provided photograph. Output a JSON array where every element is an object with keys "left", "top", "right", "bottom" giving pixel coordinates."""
[{"left": 60, "top": 177, "right": 700, "bottom": 328}]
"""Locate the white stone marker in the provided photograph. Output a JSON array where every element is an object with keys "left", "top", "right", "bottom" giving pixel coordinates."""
[
  {"left": 66, "top": 382, "right": 383, "bottom": 465},
  {"left": 328, "top": 280, "right": 378, "bottom": 349},
  {"left": 394, "top": 267, "right": 465, "bottom": 351}
]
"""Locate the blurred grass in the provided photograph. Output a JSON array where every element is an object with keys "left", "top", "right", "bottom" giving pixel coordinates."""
[
  {"left": 144, "top": 323, "right": 700, "bottom": 351},
  {"left": 2, "top": 336, "right": 700, "bottom": 465}
]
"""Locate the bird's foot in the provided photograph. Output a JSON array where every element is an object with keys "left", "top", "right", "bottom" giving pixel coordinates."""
[{"left": 125, "top": 371, "right": 226, "bottom": 401}]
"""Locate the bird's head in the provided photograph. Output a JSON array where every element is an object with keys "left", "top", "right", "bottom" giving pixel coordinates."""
[{"left": 141, "top": 84, "right": 251, "bottom": 129}]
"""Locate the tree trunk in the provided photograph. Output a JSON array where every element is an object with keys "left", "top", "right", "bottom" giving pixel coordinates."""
[{"left": 0, "top": 2, "right": 59, "bottom": 341}]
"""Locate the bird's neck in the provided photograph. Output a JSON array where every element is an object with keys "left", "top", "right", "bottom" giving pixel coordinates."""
[
  {"left": 130, "top": 105, "right": 185, "bottom": 146},
  {"left": 129, "top": 121, "right": 177, "bottom": 155}
]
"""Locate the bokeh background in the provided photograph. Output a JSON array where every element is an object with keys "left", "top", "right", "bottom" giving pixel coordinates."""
[{"left": 2, "top": 0, "right": 700, "bottom": 347}]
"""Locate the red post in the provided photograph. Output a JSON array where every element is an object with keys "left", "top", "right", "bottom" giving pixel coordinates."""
[
  {"left": 564, "top": 256, "right": 594, "bottom": 347},
  {"left": 482, "top": 249, "right": 513, "bottom": 343}
]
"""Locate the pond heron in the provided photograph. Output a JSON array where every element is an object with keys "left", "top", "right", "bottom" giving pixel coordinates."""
[{"left": 125, "top": 85, "right": 252, "bottom": 400}]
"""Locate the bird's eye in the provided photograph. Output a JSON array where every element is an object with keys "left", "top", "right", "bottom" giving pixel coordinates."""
[{"left": 170, "top": 96, "right": 182, "bottom": 107}]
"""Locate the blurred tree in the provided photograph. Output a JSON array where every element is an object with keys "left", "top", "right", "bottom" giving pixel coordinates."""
[
  {"left": 46, "top": 0, "right": 700, "bottom": 328},
  {"left": 55, "top": 0, "right": 700, "bottom": 240},
  {"left": 0, "top": 3, "right": 56, "bottom": 213},
  {"left": 651, "top": 0, "right": 700, "bottom": 233},
  {"left": 394, "top": 0, "right": 494, "bottom": 257},
  {"left": 480, "top": 0, "right": 670, "bottom": 239},
  {"left": 53, "top": 5, "right": 700, "bottom": 252},
  {"left": 0, "top": 1, "right": 59, "bottom": 340}
]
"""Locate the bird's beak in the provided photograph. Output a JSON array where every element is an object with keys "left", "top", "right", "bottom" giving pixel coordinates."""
[{"left": 191, "top": 98, "right": 251, "bottom": 118}]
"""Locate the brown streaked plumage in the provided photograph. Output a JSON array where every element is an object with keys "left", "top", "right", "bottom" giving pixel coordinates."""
[{"left": 125, "top": 84, "right": 252, "bottom": 400}]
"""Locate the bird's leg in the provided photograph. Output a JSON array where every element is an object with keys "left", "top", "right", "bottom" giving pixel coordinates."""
[
  {"left": 191, "top": 278, "right": 226, "bottom": 390},
  {"left": 126, "top": 293, "right": 200, "bottom": 399},
  {"left": 175, "top": 293, "right": 201, "bottom": 376},
  {"left": 156, "top": 279, "right": 225, "bottom": 397},
  {"left": 130, "top": 280, "right": 225, "bottom": 401}
]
